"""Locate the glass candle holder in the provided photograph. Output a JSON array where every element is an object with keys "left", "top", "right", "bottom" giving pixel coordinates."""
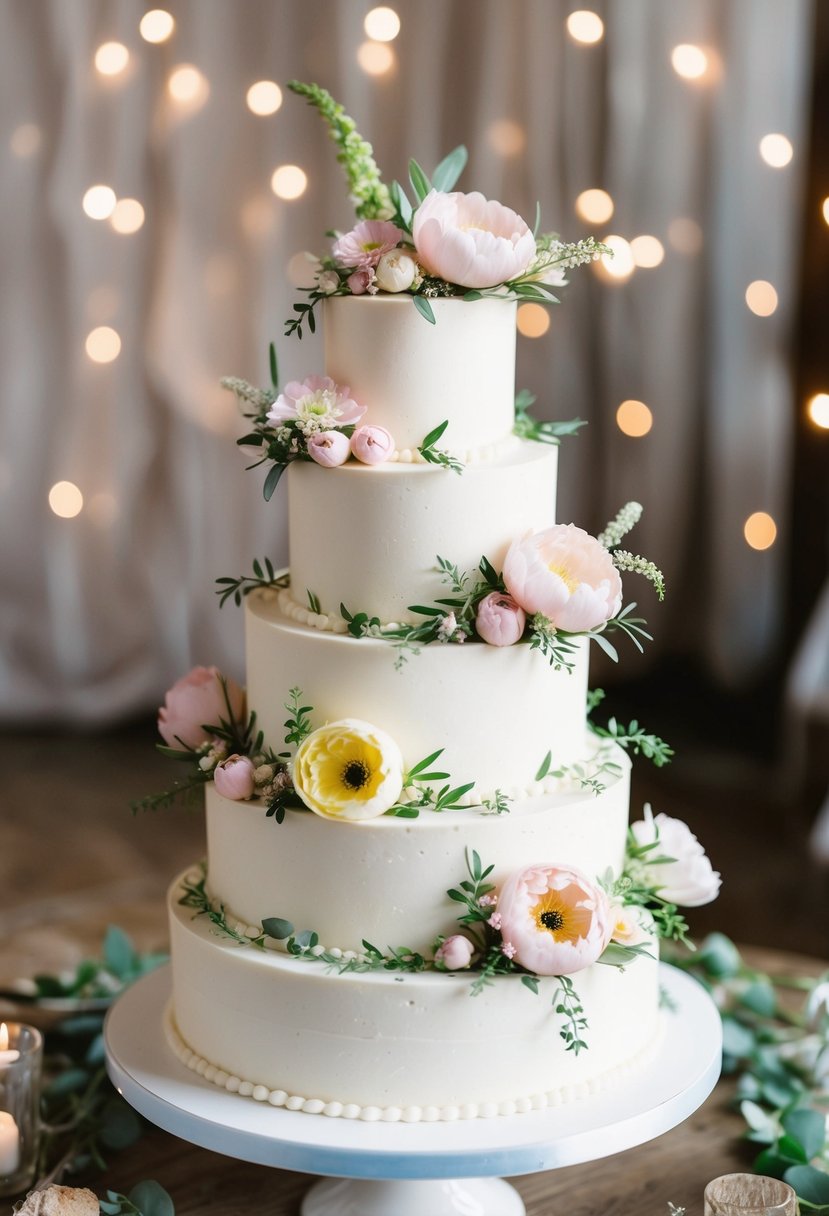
[
  {"left": 703, "top": 1173, "right": 798, "bottom": 1216},
  {"left": 0, "top": 1022, "right": 43, "bottom": 1197}
]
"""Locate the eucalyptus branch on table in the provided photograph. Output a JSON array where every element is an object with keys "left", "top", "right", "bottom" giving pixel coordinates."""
[
  {"left": 7, "top": 928, "right": 173, "bottom": 1215},
  {"left": 666, "top": 933, "right": 829, "bottom": 1211}
]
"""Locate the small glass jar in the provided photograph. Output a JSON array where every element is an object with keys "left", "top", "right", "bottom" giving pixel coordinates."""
[
  {"left": 703, "top": 1173, "right": 798, "bottom": 1216},
  {"left": 0, "top": 1023, "right": 43, "bottom": 1197}
]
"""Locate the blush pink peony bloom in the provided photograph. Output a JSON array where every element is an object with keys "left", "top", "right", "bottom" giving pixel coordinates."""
[
  {"left": 158, "top": 666, "right": 245, "bottom": 751},
  {"left": 630, "top": 807, "right": 721, "bottom": 907},
  {"left": 332, "top": 220, "right": 405, "bottom": 269},
  {"left": 266, "top": 376, "right": 366, "bottom": 431},
  {"left": 412, "top": 190, "right": 536, "bottom": 289},
  {"left": 351, "top": 424, "right": 395, "bottom": 465},
  {"left": 502, "top": 524, "right": 623, "bottom": 633},
  {"left": 475, "top": 592, "right": 526, "bottom": 646},
  {"left": 306, "top": 430, "right": 351, "bottom": 468},
  {"left": 496, "top": 863, "right": 612, "bottom": 976},
  {"left": 214, "top": 754, "right": 256, "bottom": 801},
  {"left": 434, "top": 935, "right": 475, "bottom": 971}
]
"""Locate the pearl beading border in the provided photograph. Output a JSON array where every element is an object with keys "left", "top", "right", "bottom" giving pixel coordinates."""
[
  {"left": 164, "top": 1002, "right": 665, "bottom": 1124},
  {"left": 388, "top": 434, "right": 518, "bottom": 466}
]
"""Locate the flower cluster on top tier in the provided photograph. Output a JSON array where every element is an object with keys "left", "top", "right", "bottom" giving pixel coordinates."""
[{"left": 283, "top": 81, "right": 609, "bottom": 336}]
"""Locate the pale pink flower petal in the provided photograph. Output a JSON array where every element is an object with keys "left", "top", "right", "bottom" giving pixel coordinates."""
[
  {"left": 503, "top": 524, "right": 623, "bottom": 632},
  {"left": 497, "top": 863, "right": 612, "bottom": 976},
  {"left": 475, "top": 592, "right": 526, "bottom": 646},
  {"left": 306, "top": 430, "right": 351, "bottom": 468},
  {"left": 266, "top": 375, "right": 366, "bottom": 429},
  {"left": 412, "top": 190, "right": 535, "bottom": 289},
  {"left": 332, "top": 220, "right": 405, "bottom": 269},
  {"left": 214, "top": 754, "right": 256, "bottom": 801},
  {"left": 630, "top": 808, "right": 721, "bottom": 907},
  {"left": 158, "top": 666, "right": 245, "bottom": 751},
  {"left": 434, "top": 935, "right": 474, "bottom": 971},
  {"left": 351, "top": 424, "right": 395, "bottom": 465}
]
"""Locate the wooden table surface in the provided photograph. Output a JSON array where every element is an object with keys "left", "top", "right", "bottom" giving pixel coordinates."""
[{"left": 4, "top": 946, "right": 823, "bottom": 1216}]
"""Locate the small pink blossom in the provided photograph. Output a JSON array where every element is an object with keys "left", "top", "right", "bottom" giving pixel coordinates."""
[
  {"left": 497, "top": 863, "right": 612, "bottom": 976},
  {"left": 351, "top": 424, "right": 394, "bottom": 465},
  {"left": 214, "top": 754, "right": 256, "bottom": 801},
  {"left": 412, "top": 190, "right": 536, "bottom": 289},
  {"left": 487, "top": 912, "right": 502, "bottom": 930},
  {"left": 332, "top": 219, "right": 405, "bottom": 270},
  {"left": 158, "top": 667, "right": 245, "bottom": 751},
  {"left": 434, "top": 935, "right": 474, "bottom": 971},
  {"left": 478, "top": 894, "right": 497, "bottom": 908},
  {"left": 503, "top": 524, "right": 623, "bottom": 633},
  {"left": 501, "top": 941, "right": 517, "bottom": 960},
  {"left": 347, "top": 268, "right": 374, "bottom": 296},
  {"left": 306, "top": 430, "right": 351, "bottom": 468},
  {"left": 608, "top": 904, "right": 649, "bottom": 947},
  {"left": 475, "top": 592, "right": 526, "bottom": 646},
  {"left": 267, "top": 376, "right": 366, "bottom": 431}
]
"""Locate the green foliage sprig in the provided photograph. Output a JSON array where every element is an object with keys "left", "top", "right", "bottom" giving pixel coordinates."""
[
  {"left": 100, "top": 1182, "right": 175, "bottom": 1216},
  {"left": 588, "top": 714, "right": 674, "bottom": 767},
  {"left": 287, "top": 81, "right": 392, "bottom": 220},
  {"left": 667, "top": 934, "right": 829, "bottom": 1211},
  {"left": 610, "top": 830, "right": 693, "bottom": 947},
  {"left": 535, "top": 747, "right": 625, "bottom": 796},
  {"left": 417, "top": 419, "right": 465, "bottom": 474},
  {"left": 215, "top": 558, "right": 289, "bottom": 607},
  {"left": 179, "top": 866, "right": 266, "bottom": 949},
  {"left": 385, "top": 747, "right": 476, "bottom": 818},
  {"left": 598, "top": 502, "right": 666, "bottom": 601},
  {"left": 513, "top": 390, "right": 587, "bottom": 446}
]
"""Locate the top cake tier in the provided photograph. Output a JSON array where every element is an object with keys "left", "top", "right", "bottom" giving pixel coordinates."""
[{"left": 324, "top": 295, "right": 517, "bottom": 454}]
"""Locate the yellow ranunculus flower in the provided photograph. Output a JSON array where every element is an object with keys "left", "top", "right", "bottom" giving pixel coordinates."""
[{"left": 292, "top": 718, "right": 404, "bottom": 821}]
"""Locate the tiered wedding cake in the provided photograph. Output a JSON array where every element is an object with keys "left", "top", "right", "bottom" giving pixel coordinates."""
[{"left": 145, "top": 83, "right": 720, "bottom": 1124}]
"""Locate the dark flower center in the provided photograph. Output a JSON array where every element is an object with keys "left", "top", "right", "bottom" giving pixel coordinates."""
[
  {"left": 342, "top": 760, "right": 371, "bottom": 790},
  {"left": 540, "top": 909, "right": 564, "bottom": 932}
]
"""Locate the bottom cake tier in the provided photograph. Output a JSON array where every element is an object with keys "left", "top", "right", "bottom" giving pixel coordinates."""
[{"left": 167, "top": 870, "right": 663, "bottom": 1122}]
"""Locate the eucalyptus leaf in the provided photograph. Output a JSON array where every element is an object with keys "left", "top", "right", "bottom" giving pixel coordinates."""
[
  {"left": 104, "top": 925, "right": 138, "bottom": 979},
  {"left": 408, "top": 158, "right": 431, "bottom": 202},
  {"left": 782, "top": 1107, "right": 827, "bottom": 1161},
  {"left": 269, "top": 341, "right": 279, "bottom": 389},
  {"left": 783, "top": 1165, "right": 829, "bottom": 1205},
  {"left": 740, "top": 978, "right": 777, "bottom": 1017},
  {"left": 262, "top": 917, "right": 295, "bottom": 941},
  {"left": 263, "top": 462, "right": 285, "bottom": 502},
  {"left": 431, "top": 145, "right": 467, "bottom": 192},
  {"left": 696, "top": 932, "right": 742, "bottom": 979},
  {"left": 129, "top": 1180, "right": 176, "bottom": 1216},
  {"left": 413, "top": 295, "right": 436, "bottom": 324}
]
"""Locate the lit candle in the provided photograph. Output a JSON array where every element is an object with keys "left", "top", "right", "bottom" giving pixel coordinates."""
[
  {"left": 0, "top": 1112, "right": 20, "bottom": 1176},
  {"left": 0, "top": 1025, "right": 19, "bottom": 1067}
]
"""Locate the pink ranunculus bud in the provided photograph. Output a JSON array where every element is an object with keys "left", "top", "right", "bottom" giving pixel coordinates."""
[
  {"left": 214, "top": 754, "right": 256, "bottom": 801},
  {"left": 306, "top": 430, "right": 351, "bottom": 468},
  {"left": 412, "top": 189, "right": 535, "bottom": 289},
  {"left": 158, "top": 666, "right": 245, "bottom": 751},
  {"left": 475, "top": 591, "right": 526, "bottom": 646},
  {"left": 503, "top": 524, "right": 623, "bottom": 633},
  {"left": 347, "top": 268, "right": 373, "bottom": 296},
  {"left": 434, "top": 935, "right": 474, "bottom": 971},
  {"left": 350, "top": 424, "right": 395, "bottom": 465}
]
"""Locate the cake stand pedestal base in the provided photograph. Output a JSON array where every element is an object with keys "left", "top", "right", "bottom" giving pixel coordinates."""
[
  {"left": 301, "top": 1176, "right": 524, "bottom": 1216},
  {"left": 105, "top": 965, "right": 720, "bottom": 1216}
]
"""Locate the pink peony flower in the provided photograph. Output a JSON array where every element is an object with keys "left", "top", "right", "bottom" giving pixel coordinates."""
[
  {"left": 434, "top": 935, "right": 474, "bottom": 971},
  {"left": 214, "top": 754, "right": 256, "bottom": 801},
  {"left": 502, "top": 524, "right": 623, "bottom": 633},
  {"left": 332, "top": 220, "right": 405, "bottom": 270},
  {"left": 412, "top": 190, "right": 536, "bottom": 289},
  {"left": 306, "top": 430, "right": 351, "bottom": 468},
  {"left": 496, "top": 863, "right": 612, "bottom": 976},
  {"left": 158, "top": 666, "right": 245, "bottom": 751},
  {"left": 266, "top": 376, "right": 366, "bottom": 431},
  {"left": 350, "top": 424, "right": 395, "bottom": 465},
  {"left": 630, "top": 807, "right": 721, "bottom": 907},
  {"left": 475, "top": 592, "right": 526, "bottom": 646},
  {"left": 347, "top": 268, "right": 375, "bottom": 295}
]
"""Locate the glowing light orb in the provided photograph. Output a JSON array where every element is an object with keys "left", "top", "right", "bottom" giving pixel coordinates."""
[
  {"left": 85, "top": 326, "right": 121, "bottom": 363},
  {"left": 598, "top": 235, "right": 634, "bottom": 280},
  {"left": 744, "top": 512, "right": 777, "bottom": 550},
  {"left": 110, "top": 198, "right": 145, "bottom": 234},
  {"left": 516, "top": 304, "right": 551, "bottom": 338},
  {"left": 745, "top": 280, "right": 778, "bottom": 317},
  {"left": 83, "top": 185, "right": 116, "bottom": 220},
  {"left": 487, "top": 119, "right": 526, "bottom": 157},
  {"left": 631, "top": 235, "right": 665, "bottom": 268},
  {"left": 168, "top": 65, "right": 209, "bottom": 108},
  {"left": 566, "top": 11, "right": 604, "bottom": 44},
  {"left": 357, "top": 41, "right": 396, "bottom": 75},
  {"left": 364, "top": 7, "right": 401, "bottom": 41},
  {"left": 575, "top": 189, "right": 614, "bottom": 224},
  {"left": 49, "top": 481, "right": 84, "bottom": 518},
  {"left": 806, "top": 393, "right": 829, "bottom": 430},
  {"left": 759, "top": 134, "right": 793, "bottom": 168},
  {"left": 140, "top": 10, "right": 175, "bottom": 42},
  {"left": 616, "top": 400, "right": 653, "bottom": 437},
  {"left": 95, "top": 42, "right": 130, "bottom": 76},
  {"left": 246, "top": 81, "right": 283, "bottom": 116},
  {"left": 271, "top": 165, "right": 308, "bottom": 200}
]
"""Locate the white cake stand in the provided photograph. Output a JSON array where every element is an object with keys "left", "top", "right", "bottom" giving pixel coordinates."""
[{"left": 104, "top": 964, "right": 721, "bottom": 1216}]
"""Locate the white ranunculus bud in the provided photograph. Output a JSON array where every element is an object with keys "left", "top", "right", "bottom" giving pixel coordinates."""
[
  {"left": 316, "top": 269, "right": 341, "bottom": 295},
  {"left": 374, "top": 250, "right": 417, "bottom": 294},
  {"left": 630, "top": 805, "right": 721, "bottom": 907}
]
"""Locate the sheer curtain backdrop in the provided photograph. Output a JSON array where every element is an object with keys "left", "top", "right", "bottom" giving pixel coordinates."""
[{"left": 0, "top": 0, "right": 814, "bottom": 723}]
